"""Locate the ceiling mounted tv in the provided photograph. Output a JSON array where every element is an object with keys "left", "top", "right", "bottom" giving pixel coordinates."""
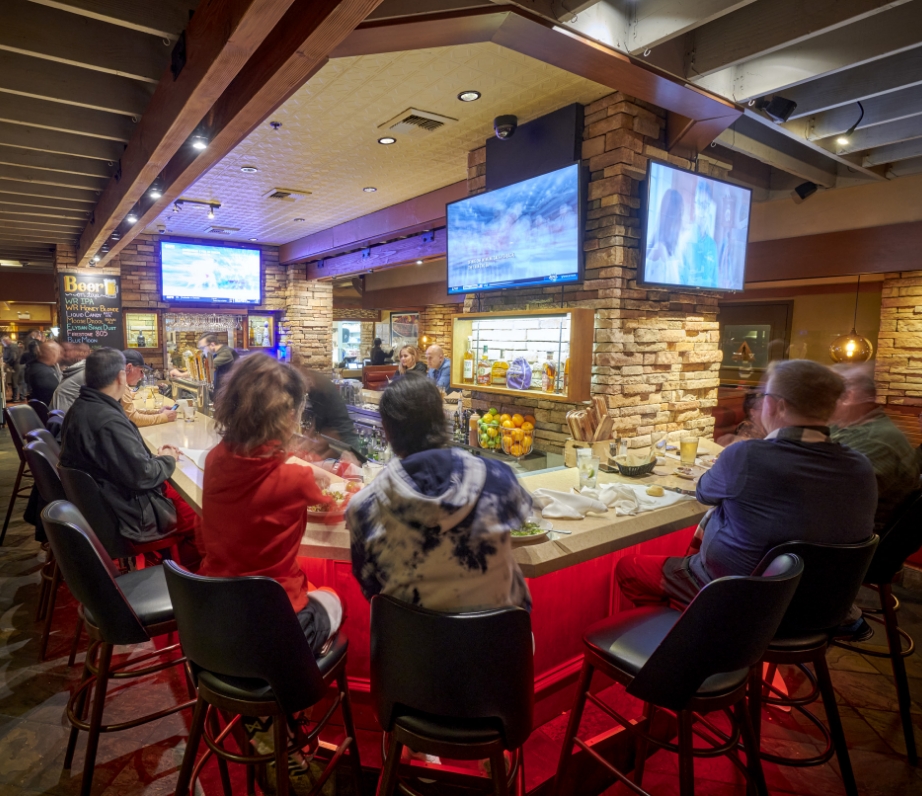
[
  {"left": 447, "top": 163, "right": 583, "bottom": 294},
  {"left": 161, "top": 241, "right": 261, "bottom": 304},
  {"left": 640, "top": 160, "right": 752, "bottom": 292}
]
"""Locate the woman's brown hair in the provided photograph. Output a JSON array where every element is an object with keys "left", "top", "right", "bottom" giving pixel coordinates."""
[{"left": 213, "top": 353, "right": 306, "bottom": 455}]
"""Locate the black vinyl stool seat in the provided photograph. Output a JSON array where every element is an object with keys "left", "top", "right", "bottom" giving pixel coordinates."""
[
  {"left": 553, "top": 554, "right": 804, "bottom": 796},
  {"left": 41, "top": 501, "right": 195, "bottom": 796},
  {"left": 27, "top": 398, "right": 49, "bottom": 425},
  {"left": 162, "top": 560, "right": 363, "bottom": 796},
  {"left": 835, "top": 490, "right": 922, "bottom": 765},
  {"left": 24, "top": 427, "right": 60, "bottom": 457},
  {"left": 749, "top": 536, "right": 879, "bottom": 796},
  {"left": 23, "top": 440, "right": 69, "bottom": 660},
  {"left": 1, "top": 404, "right": 44, "bottom": 544},
  {"left": 371, "top": 594, "right": 534, "bottom": 796}
]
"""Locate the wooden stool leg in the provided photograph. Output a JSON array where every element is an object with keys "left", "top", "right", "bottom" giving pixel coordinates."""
[
  {"left": 489, "top": 746, "right": 510, "bottom": 796},
  {"left": 814, "top": 654, "right": 858, "bottom": 796},
  {"left": 79, "top": 641, "right": 113, "bottom": 796},
  {"left": 677, "top": 710, "right": 695, "bottom": 796},
  {"left": 735, "top": 697, "right": 768, "bottom": 796},
  {"left": 1, "top": 460, "right": 25, "bottom": 545},
  {"left": 175, "top": 697, "right": 208, "bottom": 796},
  {"left": 39, "top": 562, "right": 61, "bottom": 661},
  {"left": 377, "top": 733, "right": 403, "bottom": 796},
  {"left": 68, "top": 617, "right": 84, "bottom": 668},
  {"left": 273, "top": 713, "right": 290, "bottom": 796},
  {"left": 880, "top": 584, "right": 919, "bottom": 765},
  {"left": 207, "top": 707, "right": 233, "bottom": 796},
  {"left": 551, "top": 659, "right": 594, "bottom": 796},
  {"left": 337, "top": 668, "right": 364, "bottom": 796}
]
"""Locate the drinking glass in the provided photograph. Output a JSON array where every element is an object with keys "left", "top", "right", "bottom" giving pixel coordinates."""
[
  {"left": 680, "top": 435, "right": 699, "bottom": 465},
  {"left": 181, "top": 400, "right": 196, "bottom": 423},
  {"left": 578, "top": 455, "right": 599, "bottom": 489}
]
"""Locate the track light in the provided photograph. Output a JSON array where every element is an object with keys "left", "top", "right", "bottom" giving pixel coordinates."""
[
  {"left": 126, "top": 207, "right": 139, "bottom": 223},
  {"left": 755, "top": 95, "right": 797, "bottom": 123},
  {"left": 791, "top": 181, "right": 818, "bottom": 204},
  {"left": 92, "top": 254, "right": 101, "bottom": 263},
  {"left": 149, "top": 177, "right": 164, "bottom": 199},
  {"left": 836, "top": 102, "right": 865, "bottom": 147},
  {"left": 207, "top": 205, "right": 215, "bottom": 220},
  {"left": 190, "top": 123, "right": 209, "bottom": 151}
]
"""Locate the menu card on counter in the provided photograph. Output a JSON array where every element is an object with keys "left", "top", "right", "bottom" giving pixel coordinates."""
[{"left": 59, "top": 273, "right": 124, "bottom": 347}]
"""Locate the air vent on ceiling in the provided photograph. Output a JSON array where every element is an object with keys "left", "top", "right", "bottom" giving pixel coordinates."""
[
  {"left": 379, "top": 108, "right": 457, "bottom": 137},
  {"left": 207, "top": 226, "right": 240, "bottom": 235},
  {"left": 263, "top": 187, "right": 311, "bottom": 202}
]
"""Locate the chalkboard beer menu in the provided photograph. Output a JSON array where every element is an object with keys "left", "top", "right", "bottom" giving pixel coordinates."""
[{"left": 59, "top": 273, "right": 124, "bottom": 347}]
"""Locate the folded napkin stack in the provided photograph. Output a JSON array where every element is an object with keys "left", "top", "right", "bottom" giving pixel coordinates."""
[{"left": 578, "top": 483, "right": 687, "bottom": 515}]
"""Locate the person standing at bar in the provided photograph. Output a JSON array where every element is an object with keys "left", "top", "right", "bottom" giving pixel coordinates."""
[
  {"left": 51, "top": 343, "right": 91, "bottom": 413},
  {"left": 425, "top": 344, "right": 451, "bottom": 391},
  {"left": 198, "top": 333, "right": 239, "bottom": 396},
  {"left": 370, "top": 337, "right": 393, "bottom": 366},
  {"left": 25, "top": 341, "right": 62, "bottom": 406}
]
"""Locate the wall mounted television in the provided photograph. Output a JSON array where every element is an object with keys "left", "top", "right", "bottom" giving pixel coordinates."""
[
  {"left": 639, "top": 160, "right": 752, "bottom": 292},
  {"left": 160, "top": 241, "right": 261, "bottom": 304},
  {"left": 446, "top": 163, "right": 583, "bottom": 294}
]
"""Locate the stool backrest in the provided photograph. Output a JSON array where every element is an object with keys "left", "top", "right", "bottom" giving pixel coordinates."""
[
  {"left": 41, "top": 500, "right": 149, "bottom": 645},
  {"left": 865, "top": 490, "right": 922, "bottom": 584},
  {"left": 628, "top": 554, "right": 803, "bottom": 711},
  {"left": 24, "top": 428, "right": 60, "bottom": 457},
  {"left": 369, "top": 594, "right": 534, "bottom": 750},
  {"left": 27, "top": 399, "right": 49, "bottom": 426},
  {"left": 162, "top": 561, "right": 327, "bottom": 715},
  {"left": 5, "top": 404, "right": 45, "bottom": 460},
  {"left": 58, "top": 466, "right": 134, "bottom": 560},
  {"left": 754, "top": 536, "right": 879, "bottom": 636},
  {"left": 24, "top": 441, "right": 66, "bottom": 504}
]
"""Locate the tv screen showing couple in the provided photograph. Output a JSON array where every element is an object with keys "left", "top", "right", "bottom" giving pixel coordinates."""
[{"left": 642, "top": 161, "right": 751, "bottom": 292}]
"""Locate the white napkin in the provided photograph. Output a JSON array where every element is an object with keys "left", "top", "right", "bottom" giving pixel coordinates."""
[
  {"left": 531, "top": 488, "right": 608, "bottom": 519},
  {"left": 179, "top": 447, "right": 210, "bottom": 469},
  {"left": 578, "top": 483, "right": 687, "bottom": 516}
]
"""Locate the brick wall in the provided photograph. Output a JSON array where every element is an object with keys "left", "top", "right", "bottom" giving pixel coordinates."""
[
  {"left": 283, "top": 268, "right": 333, "bottom": 370},
  {"left": 419, "top": 303, "right": 457, "bottom": 354},
  {"left": 464, "top": 91, "right": 723, "bottom": 454},
  {"left": 875, "top": 270, "right": 922, "bottom": 407}
]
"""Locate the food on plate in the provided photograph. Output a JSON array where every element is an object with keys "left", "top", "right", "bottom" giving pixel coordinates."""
[
  {"left": 646, "top": 485, "right": 665, "bottom": 497},
  {"left": 674, "top": 466, "right": 696, "bottom": 480},
  {"left": 307, "top": 488, "right": 351, "bottom": 513},
  {"left": 511, "top": 520, "right": 545, "bottom": 537}
]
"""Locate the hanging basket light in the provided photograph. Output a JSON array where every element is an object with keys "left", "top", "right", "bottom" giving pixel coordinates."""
[{"left": 829, "top": 275, "right": 873, "bottom": 363}]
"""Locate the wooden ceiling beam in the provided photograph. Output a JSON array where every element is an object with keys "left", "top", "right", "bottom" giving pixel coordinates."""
[
  {"left": 0, "top": 197, "right": 90, "bottom": 217},
  {"left": 0, "top": 163, "right": 105, "bottom": 192},
  {"left": 0, "top": 233, "right": 76, "bottom": 246},
  {"left": 0, "top": 51, "right": 152, "bottom": 117},
  {"left": 830, "top": 114, "right": 922, "bottom": 154},
  {"left": 0, "top": 145, "right": 114, "bottom": 180},
  {"left": 864, "top": 137, "right": 922, "bottom": 167},
  {"left": 1, "top": 0, "right": 170, "bottom": 84},
  {"left": 803, "top": 83, "right": 922, "bottom": 141},
  {"left": 91, "top": 0, "right": 385, "bottom": 268},
  {"left": 0, "top": 121, "right": 123, "bottom": 162},
  {"left": 0, "top": 179, "right": 97, "bottom": 204},
  {"left": 27, "top": 0, "right": 199, "bottom": 41},
  {"left": 0, "top": 191, "right": 93, "bottom": 211},
  {"left": 0, "top": 92, "right": 134, "bottom": 143},
  {"left": 0, "top": 206, "right": 89, "bottom": 222},
  {"left": 0, "top": 214, "right": 84, "bottom": 231}
]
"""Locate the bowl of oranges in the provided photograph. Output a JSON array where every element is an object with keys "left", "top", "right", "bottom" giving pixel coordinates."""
[{"left": 499, "top": 412, "right": 536, "bottom": 460}]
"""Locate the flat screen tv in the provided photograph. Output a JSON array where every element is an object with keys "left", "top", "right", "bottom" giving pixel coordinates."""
[
  {"left": 160, "top": 241, "right": 261, "bottom": 304},
  {"left": 640, "top": 160, "right": 751, "bottom": 292},
  {"left": 447, "top": 163, "right": 582, "bottom": 294}
]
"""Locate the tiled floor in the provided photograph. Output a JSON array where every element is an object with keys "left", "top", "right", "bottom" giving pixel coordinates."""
[{"left": 0, "top": 428, "right": 920, "bottom": 795}]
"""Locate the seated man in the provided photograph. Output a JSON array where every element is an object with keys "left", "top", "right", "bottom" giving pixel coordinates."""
[
  {"left": 346, "top": 375, "right": 532, "bottom": 612},
  {"left": 616, "top": 359, "right": 877, "bottom": 608},
  {"left": 425, "top": 344, "right": 451, "bottom": 391},
  {"left": 830, "top": 365, "right": 919, "bottom": 534},
  {"left": 121, "top": 350, "right": 177, "bottom": 426},
  {"left": 59, "top": 348, "right": 198, "bottom": 560}
]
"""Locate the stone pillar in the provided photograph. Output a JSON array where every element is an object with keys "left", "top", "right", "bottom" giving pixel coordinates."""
[
  {"left": 419, "top": 303, "right": 457, "bottom": 354},
  {"left": 464, "top": 91, "right": 723, "bottom": 454},
  {"left": 875, "top": 270, "right": 922, "bottom": 407}
]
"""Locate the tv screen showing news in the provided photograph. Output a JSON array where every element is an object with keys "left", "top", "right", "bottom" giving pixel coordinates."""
[
  {"left": 160, "top": 241, "right": 261, "bottom": 304},
  {"left": 446, "top": 163, "right": 582, "bottom": 294},
  {"left": 640, "top": 161, "right": 751, "bottom": 292}
]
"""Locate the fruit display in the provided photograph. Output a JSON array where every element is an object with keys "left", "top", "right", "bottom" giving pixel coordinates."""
[
  {"left": 500, "top": 411, "right": 535, "bottom": 458},
  {"left": 477, "top": 408, "right": 503, "bottom": 450}
]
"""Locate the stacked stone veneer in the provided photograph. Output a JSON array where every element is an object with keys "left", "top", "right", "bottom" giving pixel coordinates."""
[
  {"left": 465, "top": 91, "right": 724, "bottom": 454},
  {"left": 875, "top": 270, "right": 922, "bottom": 407},
  {"left": 419, "top": 303, "right": 457, "bottom": 354},
  {"left": 54, "top": 235, "right": 333, "bottom": 371}
]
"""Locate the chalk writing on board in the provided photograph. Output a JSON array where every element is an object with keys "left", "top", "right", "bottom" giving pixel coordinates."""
[{"left": 59, "top": 274, "right": 124, "bottom": 347}]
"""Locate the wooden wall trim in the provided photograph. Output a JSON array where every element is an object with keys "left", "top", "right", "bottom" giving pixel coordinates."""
[
  {"left": 361, "top": 280, "right": 463, "bottom": 311},
  {"left": 308, "top": 228, "right": 448, "bottom": 280}
]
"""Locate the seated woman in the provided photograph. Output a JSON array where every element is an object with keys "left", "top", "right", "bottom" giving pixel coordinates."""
[
  {"left": 716, "top": 389, "right": 766, "bottom": 447},
  {"left": 199, "top": 353, "right": 342, "bottom": 655},
  {"left": 394, "top": 344, "right": 428, "bottom": 379},
  {"left": 346, "top": 375, "right": 532, "bottom": 612}
]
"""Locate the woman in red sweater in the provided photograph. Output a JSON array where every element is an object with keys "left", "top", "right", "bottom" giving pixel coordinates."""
[{"left": 199, "top": 353, "right": 342, "bottom": 655}]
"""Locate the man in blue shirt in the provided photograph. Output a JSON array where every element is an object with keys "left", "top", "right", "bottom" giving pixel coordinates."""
[
  {"left": 425, "top": 345, "right": 451, "bottom": 391},
  {"left": 616, "top": 359, "right": 877, "bottom": 607}
]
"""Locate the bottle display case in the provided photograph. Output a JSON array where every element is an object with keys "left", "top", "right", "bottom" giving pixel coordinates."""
[{"left": 450, "top": 308, "right": 594, "bottom": 403}]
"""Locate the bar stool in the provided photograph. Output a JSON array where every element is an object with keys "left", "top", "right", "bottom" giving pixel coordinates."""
[
  {"left": 24, "top": 427, "right": 60, "bottom": 457},
  {"left": 27, "top": 398, "right": 49, "bottom": 426},
  {"left": 23, "top": 440, "right": 68, "bottom": 661},
  {"left": 162, "top": 561, "right": 363, "bottom": 796},
  {"left": 1, "top": 404, "right": 44, "bottom": 544},
  {"left": 552, "top": 554, "right": 803, "bottom": 796},
  {"left": 835, "top": 489, "right": 922, "bottom": 764},
  {"left": 41, "top": 501, "right": 195, "bottom": 796},
  {"left": 749, "top": 536, "right": 879, "bottom": 796},
  {"left": 370, "top": 594, "right": 534, "bottom": 796}
]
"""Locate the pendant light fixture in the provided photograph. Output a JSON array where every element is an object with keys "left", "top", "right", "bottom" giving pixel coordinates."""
[{"left": 829, "top": 275, "right": 873, "bottom": 363}]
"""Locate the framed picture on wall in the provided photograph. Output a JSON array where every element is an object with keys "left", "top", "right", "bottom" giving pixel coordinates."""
[
  {"left": 247, "top": 315, "right": 275, "bottom": 348},
  {"left": 125, "top": 312, "right": 159, "bottom": 349},
  {"left": 374, "top": 322, "right": 390, "bottom": 348},
  {"left": 390, "top": 312, "right": 419, "bottom": 351}
]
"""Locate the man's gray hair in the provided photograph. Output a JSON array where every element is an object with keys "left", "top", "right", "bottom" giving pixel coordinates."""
[
  {"left": 766, "top": 360, "right": 845, "bottom": 422},
  {"left": 834, "top": 364, "right": 877, "bottom": 403}
]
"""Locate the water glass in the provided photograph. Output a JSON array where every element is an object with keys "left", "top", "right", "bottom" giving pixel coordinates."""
[
  {"left": 181, "top": 400, "right": 196, "bottom": 423},
  {"left": 578, "top": 455, "right": 600, "bottom": 489}
]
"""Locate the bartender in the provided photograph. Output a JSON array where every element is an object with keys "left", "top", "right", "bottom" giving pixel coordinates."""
[
  {"left": 198, "top": 333, "right": 239, "bottom": 394},
  {"left": 303, "top": 368, "right": 362, "bottom": 458}
]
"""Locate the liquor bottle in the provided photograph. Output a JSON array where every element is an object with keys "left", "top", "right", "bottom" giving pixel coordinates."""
[
  {"left": 542, "top": 352, "right": 557, "bottom": 393},
  {"left": 463, "top": 338, "right": 475, "bottom": 384},
  {"left": 477, "top": 345, "right": 492, "bottom": 385},
  {"left": 468, "top": 411, "right": 481, "bottom": 446},
  {"left": 491, "top": 349, "right": 509, "bottom": 386}
]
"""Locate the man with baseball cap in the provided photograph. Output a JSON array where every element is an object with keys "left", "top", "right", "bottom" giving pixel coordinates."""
[{"left": 121, "top": 349, "right": 177, "bottom": 426}]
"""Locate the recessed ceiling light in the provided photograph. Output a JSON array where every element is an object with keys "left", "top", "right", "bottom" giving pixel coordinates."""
[
  {"left": 249, "top": 237, "right": 258, "bottom": 241},
  {"left": 378, "top": 137, "right": 396, "bottom": 145},
  {"left": 126, "top": 211, "right": 138, "bottom": 223},
  {"left": 240, "top": 166, "right": 258, "bottom": 173},
  {"left": 458, "top": 90, "right": 481, "bottom": 102},
  {"left": 294, "top": 217, "right": 305, "bottom": 222},
  {"left": 416, "top": 260, "right": 423, "bottom": 265},
  {"left": 149, "top": 187, "right": 162, "bottom": 199},
  {"left": 363, "top": 187, "right": 377, "bottom": 193}
]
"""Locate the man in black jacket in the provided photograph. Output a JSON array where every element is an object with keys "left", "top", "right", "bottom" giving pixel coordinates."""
[
  {"left": 25, "top": 341, "right": 62, "bottom": 406},
  {"left": 198, "top": 333, "right": 239, "bottom": 397},
  {"left": 59, "top": 348, "right": 198, "bottom": 560}
]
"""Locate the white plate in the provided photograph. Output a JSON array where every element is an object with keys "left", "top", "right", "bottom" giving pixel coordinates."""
[{"left": 510, "top": 516, "right": 553, "bottom": 545}]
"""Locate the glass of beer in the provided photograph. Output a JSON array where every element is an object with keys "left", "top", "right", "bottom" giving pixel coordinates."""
[
  {"left": 103, "top": 278, "right": 117, "bottom": 297},
  {"left": 680, "top": 435, "right": 699, "bottom": 465}
]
